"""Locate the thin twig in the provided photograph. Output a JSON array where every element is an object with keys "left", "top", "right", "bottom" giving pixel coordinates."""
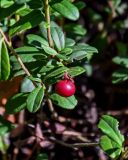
[
  {"left": 0, "top": 28, "right": 45, "bottom": 88},
  {"left": 44, "top": 0, "right": 54, "bottom": 48},
  {"left": 0, "top": 28, "right": 31, "bottom": 77},
  {"left": 49, "top": 137, "right": 99, "bottom": 149},
  {"left": 47, "top": 98, "right": 58, "bottom": 119},
  {"left": 33, "top": 133, "right": 99, "bottom": 149}
]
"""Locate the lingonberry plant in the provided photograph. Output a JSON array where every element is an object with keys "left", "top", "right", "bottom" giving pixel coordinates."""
[{"left": 0, "top": 0, "right": 128, "bottom": 160}]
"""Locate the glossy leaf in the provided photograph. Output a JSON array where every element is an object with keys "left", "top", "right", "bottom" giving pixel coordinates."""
[
  {"left": 60, "top": 48, "right": 73, "bottom": 55},
  {"left": 0, "top": 38, "right": 10, "bottom": 80},
  {"left": 6, "top": 93, "right": 28, "bottom": 114},
  {"left": 10, "top": 46, "right": 47, "bottom": 63},
  {"left": 43, "top": 46, "right": 58, "bottom": 55},
  {"left": 27, "top": 34, "right": 49, "bottom": 48},
  {"left": 27, "top": 34, "right": 57, "bottom": 55},
  {"left": 98, "top": 115, "right": 124, "bottom": 147},
  {"left": 51, "top": 0, "right": 79, "bottom": 20},
  {"left": 44, "top": 66, "right": 68, "bottom": 80},
  {"left": 65, "top": 38, "right": 75, "bottom": 47},
  {"left": 27, "top": 86, "right": 44, "bottom": 113},
  {"left": 0, "top": 3, "right": 23, "bottom": 20},
  {"left": 112, "top": 68, "right": 128, "bottom": 84},
  {"left": 16, "top": 6, "right": 32, "bottom": 16},
  {"left": 21, "top": 77, "right": 35, "bottom": 93},
  {"left": 50, "top": 94, "right": 77, "bottom": 109},
  {"left": 51, "top": 26, "right": 65, "bottom": 51},
  {"left": 100, "top": 135, "right": 122, "bottom": 159},
  {"left": 9, "top": 10, "right": 44, "bottom": 36},
  {"left": 68, "top": 66, "right": 86, "bottom": 77},
  {"left": 70, "top": 43, "right": 98, "bottom": 61}
]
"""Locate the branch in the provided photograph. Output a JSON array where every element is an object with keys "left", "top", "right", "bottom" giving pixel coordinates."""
[
  {"left": 44, "top": 0, "right": 54, "bottom": 48},
  {"left": 33, "top": 132, "right": 99, "bottom": 149},
  {"left": 48, "top": 137, "right": 99, "bottom": 149},
  {"left": 0, "top": 28, "right": 45, "bottom": 88},
  {"left": 0, "top": 28, "right": 31, "bottom": 77},
  {"left": 47, "top": 98, "right": 58, "bottom": 119}
]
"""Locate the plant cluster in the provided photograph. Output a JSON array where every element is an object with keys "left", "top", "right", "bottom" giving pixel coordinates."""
[{"left": 0, "top": 0, "right": 128, "bottom": 160}]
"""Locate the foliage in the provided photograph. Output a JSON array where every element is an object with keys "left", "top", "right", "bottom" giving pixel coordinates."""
[
  {"left": 98, "top": 115, "right": 124, "bottom": 159},
  {"left": 0, "top": 0, "right": 127, "bottom": 159},
  {"left": 0, "top": 0, "right": 97, "bottom": 112}
]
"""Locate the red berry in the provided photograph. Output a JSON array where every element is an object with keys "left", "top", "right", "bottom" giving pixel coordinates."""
[{"left": 55, "top": 79, "right": 76, "bottom": 97}]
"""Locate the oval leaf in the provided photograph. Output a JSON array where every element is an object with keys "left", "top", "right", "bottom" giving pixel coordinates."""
[
  {"left": 98, "top": 115, "right": 124, "bottom": 147},
  {"left": 0, "top": 38, "right": 10, "bottom": 80},
  {"left": 51, "top": 26, "right": 65, "bottom": 51},
  {"left": 68, "top": 66, "right": 86, "bottom": 77},
  {"left": 50, "top": 94, "right": 77, "bottom": 109},
  {"left": 100, "top": 135, "right": 122, "bottom": 159},
  {"left": 27, "top": 86, "right": 44, "bottom": 112},
  {"left": 9, "top": 10, "right": 44, "bottom": 36},
  {"left": 51, "top": 0, "right": 79, "bottom": 21},
  {"left": 10, "top": 46, "right": 47, "bottom": 63},
  {"left": 6, "top": 93, "right": 28, "bottom": 114},
  {"left": 21, "top": 77, "right": 35, "bottom": 93},
  {"left": 44, "top": 66, "right": 68, "bottom": 80},
  {"left": 27, "top": 34, "right": 49, "bottom": 48}
]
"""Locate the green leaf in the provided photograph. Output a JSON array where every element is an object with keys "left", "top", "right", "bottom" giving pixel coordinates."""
[
  {"left": 112, "top": 68, "right": 128, "bottom": 84},
  {"left": 6, "top": 93, "right": 28, "bottom": 114},
  {"left": 56, "top": 53, "right": 68, "bottom": 61},
  {"left": 9, "top": 10, "right": 44, "bottom": 36},
  {"left": 21, "top": 77, "right": 35, "bottom": 93},
  {"left": 10, "top": 46, "right": 47, "bottom": 63},
  {"left": 51, "top": 0, "right": 79, "bottom": 20},
  {"left": 64, "top": 23, "right": 87, "bottom": 36},
  {"left": 51, "top": 26, "right": 65, "bottom": 51},
  {"left": 0, "top": 38, "right": 10, "bottom": 80},
  {"left": 16, "top": 6, "right": 32, "bottom": 16},
  {"left": 0, "top": 3, "right": 23, "bottom": 20},
  {"left": 50, "top": 0, "right": 63, "bottom": 5},
  {"left": 27, "top": 34, "right": 57, "bottom": 55},
  {"left": 15, "top": 0, "right": 30, "bottom": 4},
  {"left": 36, "top": 153, "right": 48, "bottom": 160},
  {"left": 50, "top": 94, "right": 77, "bottom": 109},
  {"left": 98, "top": 115, "right": 124, "bottom": 147},
  {"left": 112, "top": 56, "right": 128, "bottom": 68},
  {"left": 39, "top": 65, "right": 55, "bottom": 75},
  {"left": 44, "top": 66, "right": 68, "bottom": 80},
  {"left": 1, "top": 0, "right": 14, "bottom": 8},
  {"left": 27, "top": 86, "right": 44, "bottom": 113},
  {"left": 65, "top": 38, "right": 75, "bottom": 47},
  {"left": 70, "top": 43, "right": 98, "bottom": 61},
  {"left": 75, "top": 1, "right": 86, "bottom": 10},
  {"left": 100, "top": 135, "right": 122, "bottom": 159},
  {"left": 43, "top": 46, "right": 58, "bottom": 56},
  {"left": 60, "top": 48, "right": 73, "bottom": 55},
  {"left": 27, "top": 0, "right": 42, "bottom": 9},
  {"left": 68, "top": 66, "right": 86, "bottom": 77},
  {"left": 27, "top": 34, "right": 49, "bottom": 48},
  {"left": 28, "top": 76, "right": 42, "bottom": 83}
]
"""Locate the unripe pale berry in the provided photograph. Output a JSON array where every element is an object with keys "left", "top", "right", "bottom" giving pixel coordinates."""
[{"left": 55, "top": 79, "right": 76, "bottom": 97}]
